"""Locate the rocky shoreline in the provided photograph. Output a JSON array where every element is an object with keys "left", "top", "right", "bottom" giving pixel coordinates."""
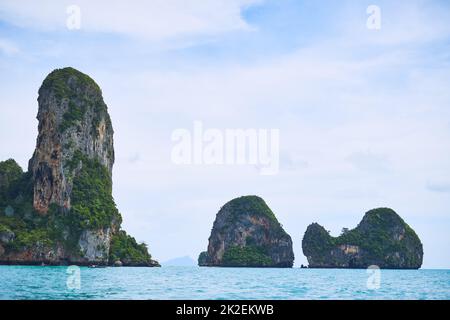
[{"left": 0, "top": 260, "right": 160, "bottom": 267}]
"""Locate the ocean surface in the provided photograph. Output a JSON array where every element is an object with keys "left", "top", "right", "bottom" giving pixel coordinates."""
[{"left": 0, "top": 266, "right": 449, "bottom": 300}]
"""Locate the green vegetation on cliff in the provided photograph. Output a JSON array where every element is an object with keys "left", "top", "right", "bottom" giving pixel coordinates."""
[
  {"left": 59, "top": 101, "right": 86, "bottom": 133},
  {"left": 68, "top": 151, "right": 122, "bottom": 230},
  {"left": 336, "top": 208, "right": 422, "bottom": 267},
  {"left": 302, "top": 208, "right": 423, "bottom": 269},
  {"left": 39, "top": 67, "right": 101, "bottom": 100},
  {"left": 1, "top": 67, "right": 156, "bottom": 266},
  {"left": 0, "top": 161, "right": 85, "bottom": 254},
  {"left": 0, "top": 159, "right": 23, "bottom": 191},
  {"left": 224, "top": 195, "right": 278, "bottom": 224},
  {"left": 0, "top": 165, "right": 64, "bottom": 252},
  {"left": 222, "top": 245, "right": 272, "bottom": 267},
  {"left": 109, "top": 230, "right": 152, "bottom": 265},
  {"left": 198, "top": 251, "right": 209, "bottom": 266},
  {"left": 200, "top": 195, "right": 294, "bottom": 267},
  {"left": 301, "top": 223, "right": 335, "bottom": 265},
  {"left": 0, "top": 158, "right": 150, "bottom": 265},
  {"left": 39, "top": 67, "right": 110, "bottom": 134}
]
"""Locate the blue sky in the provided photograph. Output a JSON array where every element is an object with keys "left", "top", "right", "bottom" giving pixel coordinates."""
[{"left": 1, "top": 0, "right": 450, "bottom": 268}]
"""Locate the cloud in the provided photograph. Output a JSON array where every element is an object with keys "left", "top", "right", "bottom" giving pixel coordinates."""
[
  {"left": 0, "top": 0, "right": 261, "bottom": 40},
  {"left": 279, "top": 152, "right": 308, "bottom": 172},
  {"left": 128, "top": 153, "right": 141, "bottom": 164},
  {"left": 346, "top": 151, "right": 390, "bottom": 173},
  {"left": 427, "top": 181, "right": 450, "bottom": 193},
  {"left": 0, "top": 38, "right": 19, "bottom": 55}
]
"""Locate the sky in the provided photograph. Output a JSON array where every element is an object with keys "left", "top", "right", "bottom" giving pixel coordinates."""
[{"left": 0, "top": 0, "right": 450, "bottom": 268}]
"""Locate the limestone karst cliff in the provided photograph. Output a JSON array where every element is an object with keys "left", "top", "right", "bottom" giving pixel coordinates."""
[
  {"left": 0, "top": 67, "right": 159, "bottom": 266},
  {"left": 29, "top": 68, "right": 114, "bottom": 214},
  {"left": 199, "top": 196, "right": 294, "bottom": 267},
  {"left": 302, "top": 208, "right": 423, "bottom": 269}
]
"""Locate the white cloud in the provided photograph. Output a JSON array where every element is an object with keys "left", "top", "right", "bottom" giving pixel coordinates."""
[
  {"left": 346, "top": 151, "right": 391, "bottom": 173},
  {"left": 0, "top": 38, "right": 19, "bottom": 55},
  {"left": 427, "top": 181, "right": 450, "bottom": 193},
  {"left": 0, "top": 0, "right": 260, "bottom": 40}
]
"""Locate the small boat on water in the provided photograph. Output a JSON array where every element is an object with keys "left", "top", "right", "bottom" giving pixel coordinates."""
[{"left": 88, "top": 265, "right": 107, "bottom": 268}]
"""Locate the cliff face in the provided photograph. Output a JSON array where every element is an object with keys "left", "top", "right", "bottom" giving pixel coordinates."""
[
  {"left": 302, "top": 208, "right": 423, "bottom": 269},
  {"left": 29, "top": 67, "right": 114, "bottom": 214},
  {"left": 0, "top": 68, "right": 158, "bottom": 267},
  {"left": 199, "top": 196, "right": 294, "bottom": 267}
]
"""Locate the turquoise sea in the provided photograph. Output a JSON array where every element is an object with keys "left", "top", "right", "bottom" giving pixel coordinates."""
[{"left": 0, "top": 266, "right": 449, "bottom": 300}]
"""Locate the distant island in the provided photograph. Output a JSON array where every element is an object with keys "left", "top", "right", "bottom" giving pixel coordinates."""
[
  {"left": 302, "top": 208, "right": 423, "bottom": 269},
  {"left": 0, "top": 67, "right": 159, "bottom": 267},
  {"left": 198, "top": 196, "right": 294, "bottom": 267}
]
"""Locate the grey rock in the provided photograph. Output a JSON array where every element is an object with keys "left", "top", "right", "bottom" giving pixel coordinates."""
[
  {"left": 0, "top": 67, "right": 158, "bottom": 267},
  {"left": 200, "top": 196, "right": 294, "bottom": 268},
  {"left": 28, "top": 67, "right": 114, "bottom": 214},
  {"left": 302, "top": 208, "right": 423, "bottom": 269},
  {"left": 78, "top": 228, "right": 111, "bottom": 263},
  {"left": 0, "top": 230, "right": 15, "bottom": 243}
]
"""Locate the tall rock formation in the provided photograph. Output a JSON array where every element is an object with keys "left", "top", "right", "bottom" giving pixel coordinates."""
[
  {"left": 29, "top": 67, "right": 114, "bottom": 214},
  {"left": 0, "top": 67, "right": 159, "bottom": 266},
  {"left": 302, "top": 208, "right": 423, "bottom": 269},
  {"left": 199, "top": 196, "right": 294, "bottom": 267}
]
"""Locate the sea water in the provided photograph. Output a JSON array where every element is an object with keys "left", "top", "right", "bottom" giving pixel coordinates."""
[{"left": 0, "top": 266, "right": 449, "bottom": 300}]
